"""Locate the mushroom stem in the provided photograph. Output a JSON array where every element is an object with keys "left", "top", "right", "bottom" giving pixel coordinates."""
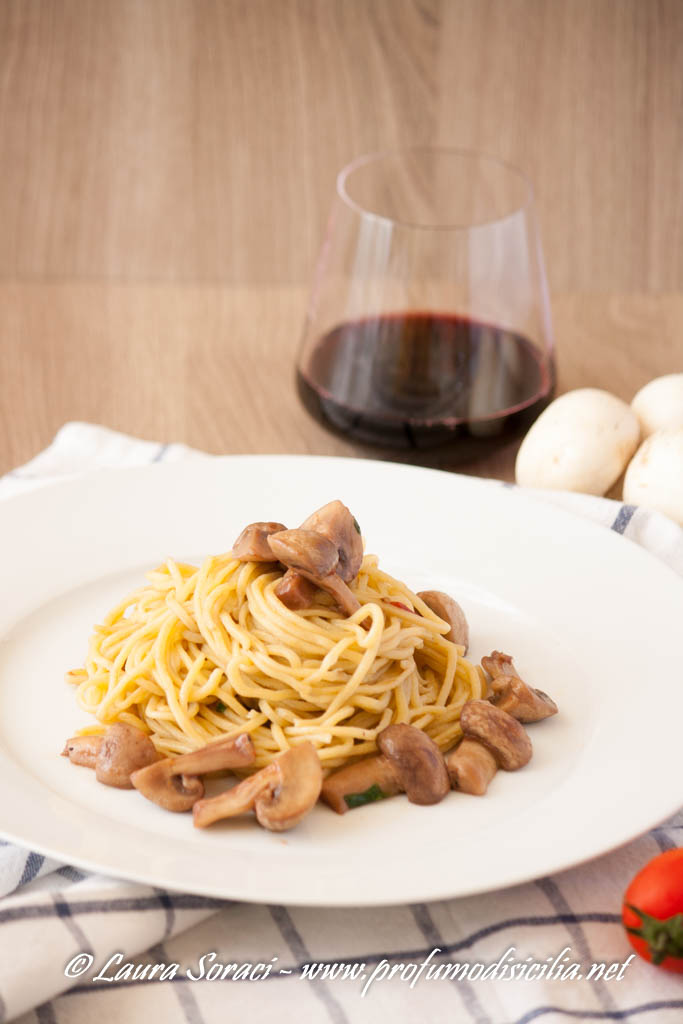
[
  {"left": 445, "top": 739, "right": 497, "bottom": 795},
  {"left": 321, "top": 756, "right": 401, "bottom": 814},
  {"left": 307, "top": 571, "right": 360, "bottom": 617},
  {"left": 193, "top": 763, "right": 279, "bottom": 827},
  {"left": 131, "top": 732, "right": 256, "bottom": 812},
  {"left": 167, "top": 732, "right": 255, "bottom": 775},
  {"left": 62, "top": 735, "right": 103, "bottom": 769},
  {"left": 193, "top": 742, "right": 322, "bottom": 832}
]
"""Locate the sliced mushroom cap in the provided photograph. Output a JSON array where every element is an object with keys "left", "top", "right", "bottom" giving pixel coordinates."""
[
  {"left": 253, "top": 742, "right": 323, "bottom": 831},
  {"left": 459, "top": 700, "right": 532, "bottom": 771},
  {"left": 232, "top": 522, "right": 287, "bottom": 562},
  {"left": 490, "top": 675, "right": 558, "bottom": 723},
  {"left": 268, "top": 529, "right": 339, "bottom": 578},
  {"left": 131, "top": 732, "right": 255, "bottom": 812},
  {"left": 300, "top": 501, "right": 364, "bottom": 583},
  {"left": 417, "top": 591, "right": 469, "bottom": 651},
  {"left": 377, "top": 724, "right": 450, "bottom": 805},
  {"left": 193, "top": 742, "right": 322, "bottom": 832},
  {"left": 275, "top": 569, "right": 320, "bottom": 610},
  {"left": 62, "top": 734, "right": 103, "bottom": 769},
  {"left": 95, "top": 723, "right": 159, "bottom": 788}
]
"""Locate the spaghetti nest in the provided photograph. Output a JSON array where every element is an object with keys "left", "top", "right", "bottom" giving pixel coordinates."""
[{"left": 68, "top": 553, "right": 485, "bottom": 771}]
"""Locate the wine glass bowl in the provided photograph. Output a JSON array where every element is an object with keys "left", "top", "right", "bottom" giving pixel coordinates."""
[{"left": 297, "top": 147, "right": 555, "bottom": 456}]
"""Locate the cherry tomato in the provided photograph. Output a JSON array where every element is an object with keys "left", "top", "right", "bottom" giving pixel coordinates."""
[{"left": 622, "top": 848, "right": 683, "bottom": 972}]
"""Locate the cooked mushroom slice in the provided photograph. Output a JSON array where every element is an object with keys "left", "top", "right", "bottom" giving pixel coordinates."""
[
  {"left": 481, "top": 650, "right": 520, "bottom": 680},
  {"left": 269, "top": 528, "right": 360, "bottom": 616},
  {"left": 314, "top": 572, "right": 361, "bottom": 617},
  {"left": 62, "top": 734, "right": 103, "bottom": 769},
  {"left": 232, "top": 522, "right": 287, "bottom": 562},
  {"left": 95, "top": 723, "right": 160, "bottom": 789},
  {"left": 490, "top": 676, "right": 558, "bottom": 723},
  {"left": 321, "top": 754, "right": 402, "bottom": 813},
  {"left": 267, "top": 529, "right": 339, "bottom": 577},
  {"left": 446, "top": 740, "right": 498, "bottom": 796},
  {"left": 300, "top": 501, "right": 364, "bottom": 582},
  {"left": 377, "top": 725, "right": 450, "bottom": 804},
  {"left": 133, "top": 767, "right": 204, "bottom": 811},
  {"left": 446, "top": 700, "right": 532, "bottom": 796},
  {"left": 322, "top": 724, "right": 450, "bottom": 814},
  {"left": 193, "top": 742, "right": 322, "bottom": 832},
  {"left": 481, "top": 651, "right": 558, "bottom": 723},
  {"left": 131, "top": 732, "right": 255, "bottom": 812},
  {"left": 275, "top": 569, "right": 319, "bottom": 610},
  {"left": 417, "top": 590, "right": 469, "bottom": 652}
]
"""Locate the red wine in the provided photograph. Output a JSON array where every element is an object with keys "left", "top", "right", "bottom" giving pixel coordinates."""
[{"left": 297, "top": 312, "right": 554, "bottom": 454}]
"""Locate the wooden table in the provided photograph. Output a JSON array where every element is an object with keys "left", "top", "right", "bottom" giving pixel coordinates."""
[
  {"left": 2, "top": 284, "right": 680, "bottom": 482},
  {"left": 1, "top": 1, "right": 682, "bottom": 480}
]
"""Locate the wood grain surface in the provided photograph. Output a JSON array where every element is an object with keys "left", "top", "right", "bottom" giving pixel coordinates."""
[
  {"left": 1, "top": 283, "right": 680, "bottom": 478},
  {"left": 0, "top": 1, "right": 682, "bottom": 476}
]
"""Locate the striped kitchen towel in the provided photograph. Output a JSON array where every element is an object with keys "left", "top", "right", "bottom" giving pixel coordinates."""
[{"left": 0, "top": 422, "right": 681, "bottom": 1024}]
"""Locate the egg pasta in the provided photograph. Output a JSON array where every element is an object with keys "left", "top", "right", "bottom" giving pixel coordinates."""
[{"left": 68, "top": 553, "right": 484, "bottom": 770}]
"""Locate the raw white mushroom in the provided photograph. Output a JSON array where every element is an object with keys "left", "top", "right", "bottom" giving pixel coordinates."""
[
  {"left": 622, "top": 429, "right": 683, "bottom": 526},
  {"left": 631, "top": 374, "right": 683, "bottom": 438},
  {"left": 515, "top": 388, "right": 640, "bottom": 495}
]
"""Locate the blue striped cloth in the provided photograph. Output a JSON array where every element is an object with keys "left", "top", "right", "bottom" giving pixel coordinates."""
[{"left": 1, "top": 423, "right": 682, "bottom": 1024}]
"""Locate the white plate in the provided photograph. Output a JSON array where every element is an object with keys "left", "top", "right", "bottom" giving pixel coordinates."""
[{"left": 0, "top": 456, "right": 680, "bottom": 906}]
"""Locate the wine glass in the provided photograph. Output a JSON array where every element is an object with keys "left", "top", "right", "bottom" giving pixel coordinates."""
[{"left": 296, "top": 147, "right": 555, "bottom": 459}]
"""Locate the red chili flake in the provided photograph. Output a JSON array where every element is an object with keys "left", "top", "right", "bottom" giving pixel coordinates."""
[{"left": 387, "top": 601, "right": 411, "bottom": 612}]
